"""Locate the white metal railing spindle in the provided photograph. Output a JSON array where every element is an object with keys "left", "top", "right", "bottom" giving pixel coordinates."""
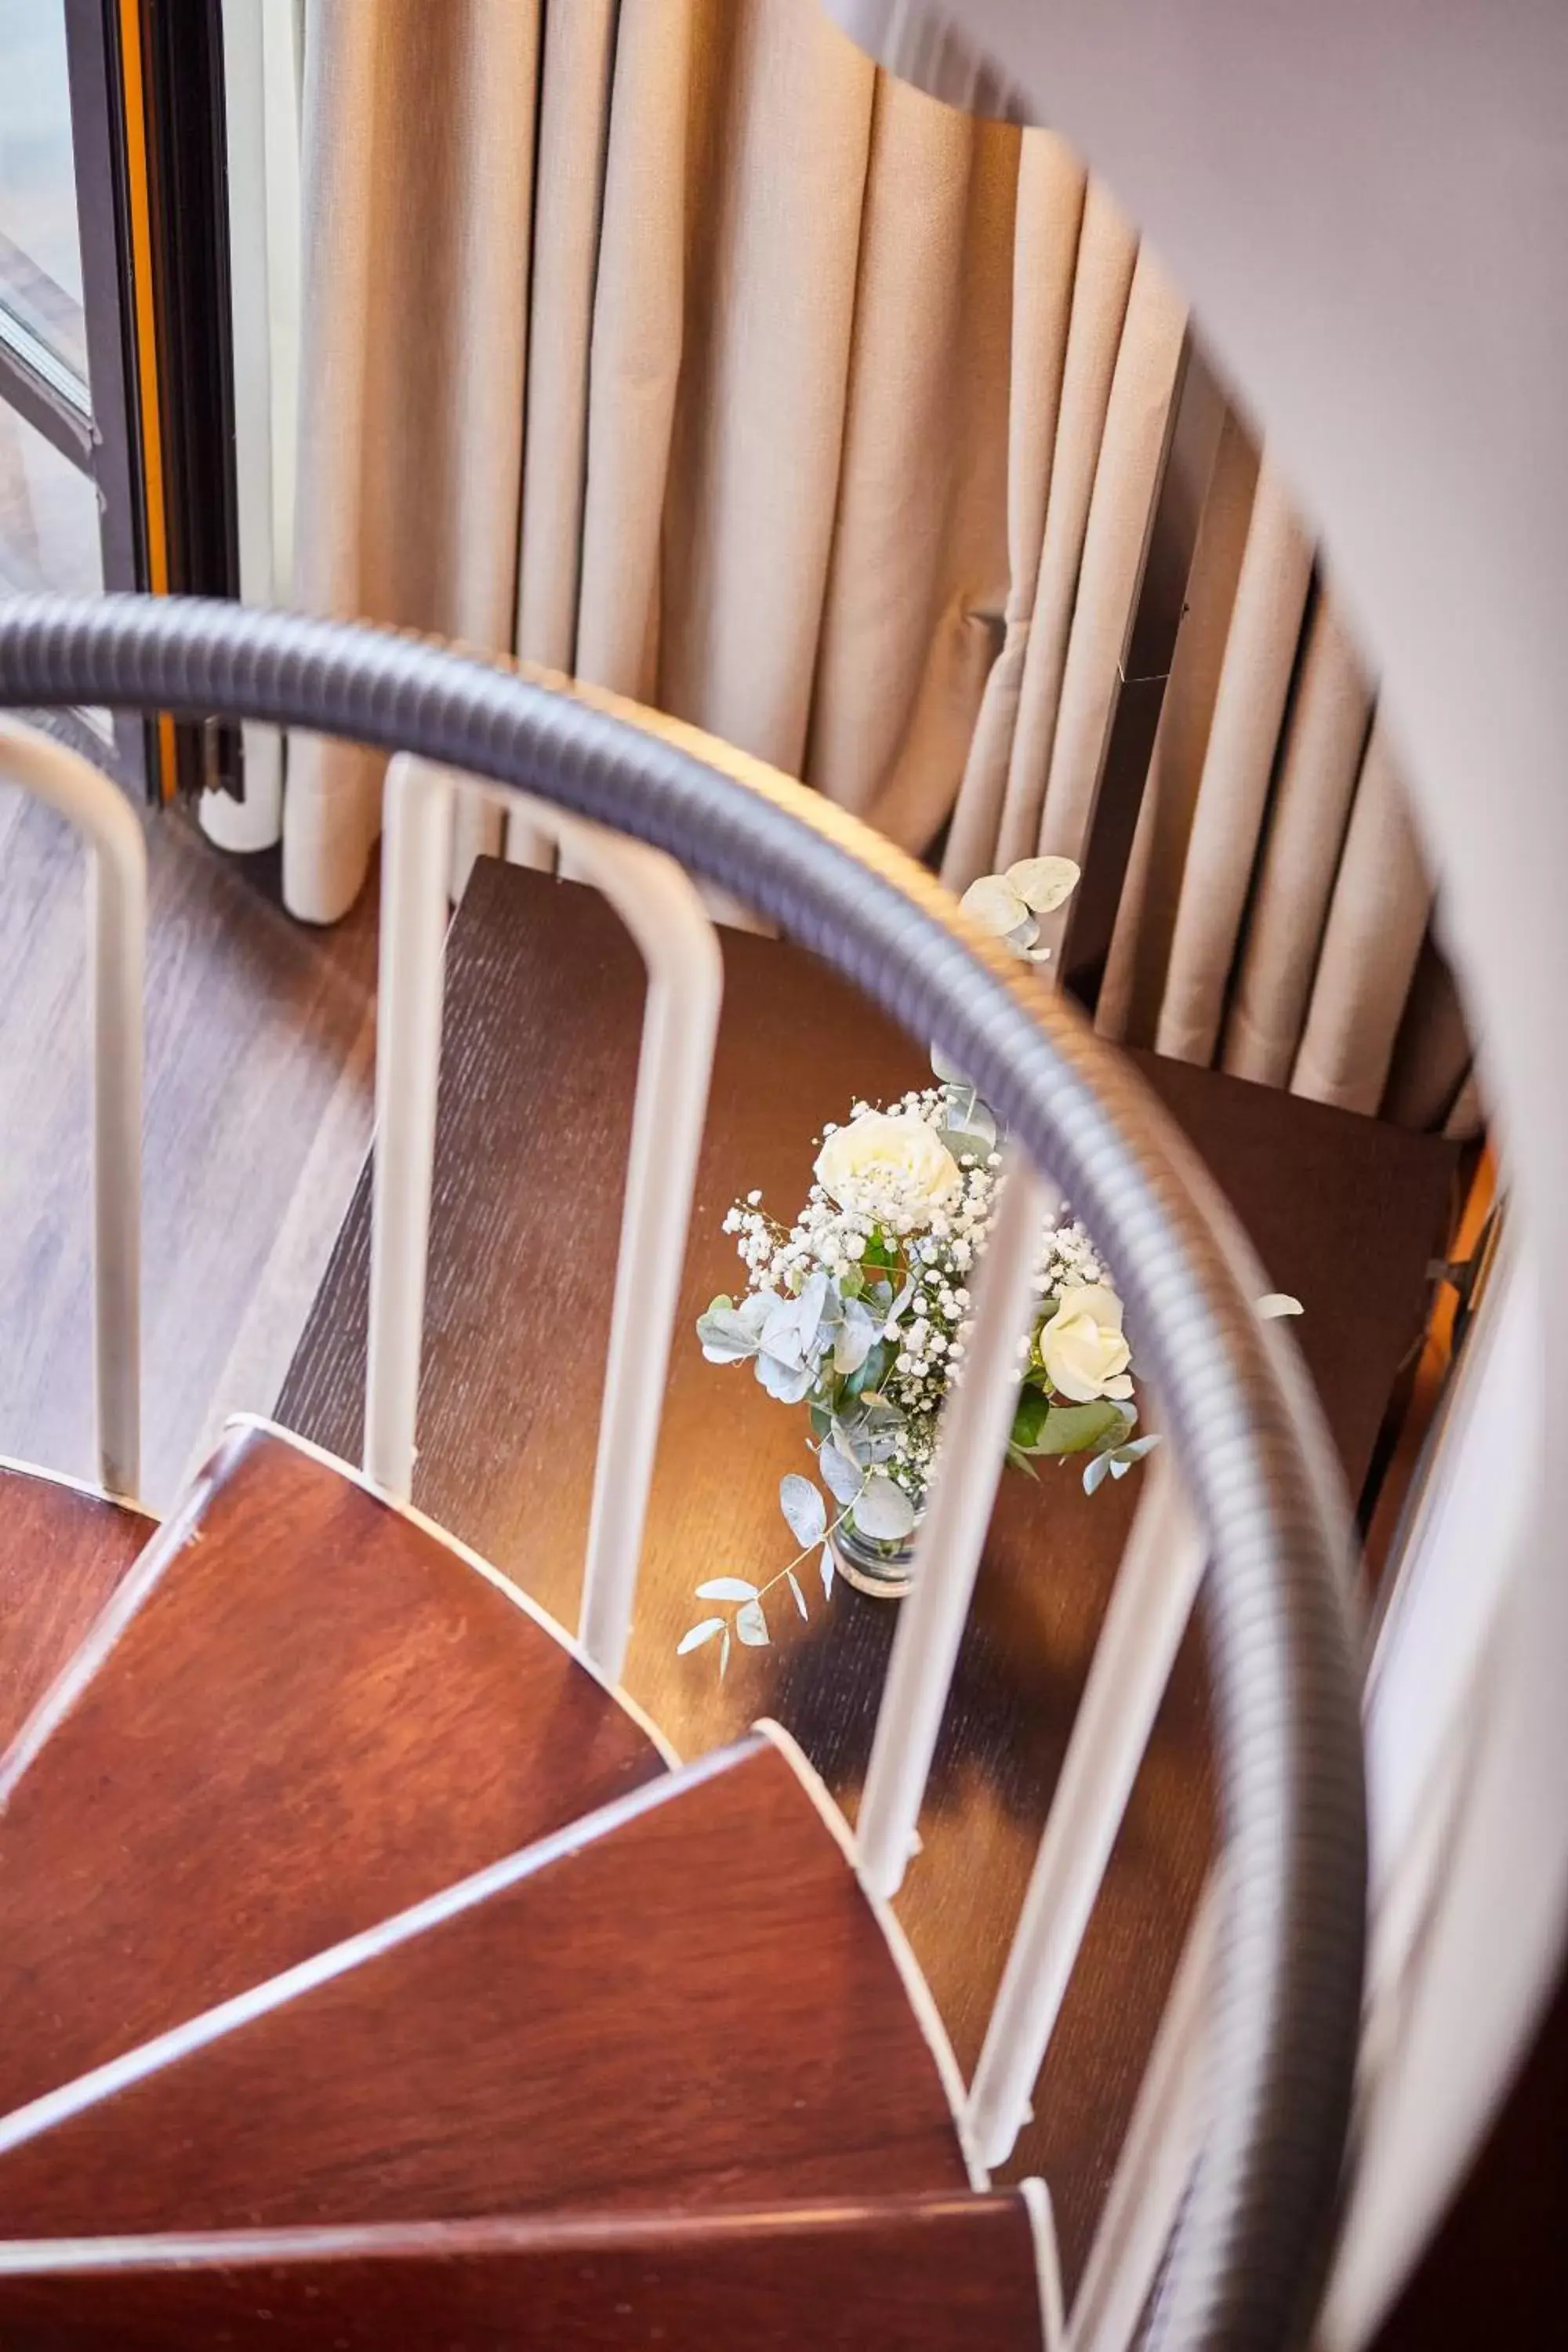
[
  {"left": 367, "top": 755, "right": 721, "bottom": 1686},
  {"left": 0, "top": 719, "right": 144, "bottom": 1501},
  {"left": 555, "top": 822, "right": 722, "bottom": 1682},
  {"left": 856, "top": 1150, "right": 1053, "bottom": 1900},
  {"left": 1066, "top": 1883, "right": 1217, "bottom": 2352},
  {"left": 967, "top": 1461, "right": 1206, "bottom": 2165},
  {"left": 364, "top": 759, "right": 455, "bottom": 1497}
]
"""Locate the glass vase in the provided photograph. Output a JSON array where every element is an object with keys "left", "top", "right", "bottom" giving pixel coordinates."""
[{"left": 829, "top": 1505, "right": 922, "bottom": 1600}]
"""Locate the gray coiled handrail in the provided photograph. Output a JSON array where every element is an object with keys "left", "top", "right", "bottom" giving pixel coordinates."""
[{"left": 0, "top": 593, "right": 1365, "bottom": 2352}]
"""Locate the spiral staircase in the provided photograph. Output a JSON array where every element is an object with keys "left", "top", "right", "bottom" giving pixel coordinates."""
[
  {"left": 0, "top": 1425, "right": 1053, "bottom": 2347},
  {"left": 0, "top": 589, "right": 1372, "bottom": 2352}
]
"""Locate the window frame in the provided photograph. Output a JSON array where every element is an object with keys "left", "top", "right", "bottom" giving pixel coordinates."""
[
  {"left": 0, "top": 2, "right": 148, "bottom": 793},
  {"left": 0, "top": 0, "right": 245, "bottom": 805}
]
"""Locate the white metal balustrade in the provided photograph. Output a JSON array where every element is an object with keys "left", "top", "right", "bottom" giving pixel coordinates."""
[
  {"left": 0, "top": 718, "right": 143, "bottom": 1502},
  {"left": 0, "top": 653, "right": 1358, "bottom": 2352},
  {"left": 368, "top": 753, "right": 723, "bottom": 1689}
]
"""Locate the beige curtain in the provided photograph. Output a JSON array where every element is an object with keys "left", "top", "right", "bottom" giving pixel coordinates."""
[
  {"left": 283, "top": 0, "right": 1474, "bottom": 1136},
  {"left": 1093, "top": 468, "right": 1471, "bottom": 1131}
]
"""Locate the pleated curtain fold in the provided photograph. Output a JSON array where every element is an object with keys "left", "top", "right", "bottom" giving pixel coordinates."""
[{"left": 277, "top": 0, "right": 1475, "bottom": 1138}]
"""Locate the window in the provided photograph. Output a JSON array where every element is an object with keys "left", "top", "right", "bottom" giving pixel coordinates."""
[
  {"left": 0, "top": 2, "right": 146, "bottom": 786},
  {"left": 0, "top": 2, "right": 245, "bottom": 803}
]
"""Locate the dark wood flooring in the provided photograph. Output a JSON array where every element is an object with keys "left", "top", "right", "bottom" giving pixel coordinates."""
[
  {"left": 279, "top": 856, "right": 1458, "bottom": 2283},
  {"left": 0, "top": 789, "right": 377, "bottom": 1509}
]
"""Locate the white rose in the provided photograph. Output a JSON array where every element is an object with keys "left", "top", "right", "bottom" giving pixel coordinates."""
[
  {"left": 1038, "top": 1281, "right": 1134, "bottom": 1403},
  {"left": 815, "top": 1112, "right": 962, "bottom": 1225}
]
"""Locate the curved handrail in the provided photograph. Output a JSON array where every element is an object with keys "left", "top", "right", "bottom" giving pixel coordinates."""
[
  {"left": 0, "top": 592, "right": 1365, "bottom": 2352},
  {"left": 0, "top": 717, "right": 144, "bottom": 1500}
]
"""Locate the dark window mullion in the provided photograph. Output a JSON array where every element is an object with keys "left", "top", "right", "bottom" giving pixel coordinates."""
[{"left": 141, "top": 0, "right": 242, "bottom": 802}]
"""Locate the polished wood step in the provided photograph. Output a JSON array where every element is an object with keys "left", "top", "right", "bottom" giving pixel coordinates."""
[
  {"left": 0, "top": 1421, "right": 665, "bottom": 2123},
  {"left": 278, "top": 855, "right": 1457, "bottom": 2280},
  {"left": 0, "top": 1737, "right": 971, "bottom": 2235},
  {"left": 0, "top": 1464, "right": 154, "bottom": 1752},
  {"left": 0, "top": 2190, "right": 1044, "bottom": 2349}
]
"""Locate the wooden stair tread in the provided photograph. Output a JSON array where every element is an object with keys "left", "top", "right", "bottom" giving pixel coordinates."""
[
  {"left": 0, "top": 1737, "right": 971, "bottom": 2234},
  {"left": 0, "top": 1422, "right": 664, "bottom": 2122},
  {"left": 278, "top": 854, "right": 1457, "bottom": 2280},
  {"left": 0, "top": 2192, "right": 1044, "bottom": 2348},
  {"left": 0, "top": 1466, "right": 154, "bottom": 1754}
]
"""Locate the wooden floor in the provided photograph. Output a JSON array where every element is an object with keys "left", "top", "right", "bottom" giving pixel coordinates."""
[{"left": 0, "top": 786, "right": 377, "bottom": 1510}]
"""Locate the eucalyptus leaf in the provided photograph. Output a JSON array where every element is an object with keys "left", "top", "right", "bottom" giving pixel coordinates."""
[
  {"left": 786, "top": 1568, "right": 808, "bottom": 1620},
  {"left": 797, "top": 1269, "right": 833, "bottom": 1349},
  {"left": 831, "top": 1414, "right": 870, "bottom": 1468},
  {"left": 756, "top": 1349, "right": 817, "bottom": 1404},
  {"left": 833, "top": 1296, "right": 879, "bottom": 1376},
  {"left": 1005, "top": 854, "right": 1080, "bottom": 913},
  {"left": 735, "top": 1599, "right": 770, "bottom": 1647},
  {"left": 960, "top": 873, "right": 1027, "bottom": 935},
  {"left": 840, "top": 1336, "right": 892, "bottom": 1399},
  {"left": 1083, "top": 1451, "right": 1114, "bottom": 1497},
  {"left": 854, "top": 1474, "right": 916, "bottom": 1542},
  {"left": 1112, "top": 1433, "right": 1162, "bottom": 1465},
  {"left": 695, "top": 1576, "right": 760, "bottom": 1602},
  {"left": 856, "top": 1396, "right": 907, "bottom": 1465},
  {"left": 696, "top": 1293, "right": 771, "bottom": 1363},
  {"left": 818, "top": 1442, "right": 864, "bottom": 1506},
  {"left": 719, "top": 1629, "right": 731, "bottom": 1679},
  {"left": 760, "top": 1270, "right": 833, "bottom": 1373},
  {"left": 939, "top": 1098, "right": 997, "bottom": 1165},
  {"left": 1256, "top": 1292, "right": 1305, "bottom": 1320},
  {"left": 759, "top": 1298, "right": 808, "bottom": 1369},
  {"left": 819, "top": 1544, "right": 835, "bottom": 1599},
  {"left": 676, "top": 1616, "right": 725, "bottom": 1654},
  {"left": 779, "top": 1473, "right": 827, "bottom": 1549},
  {"left": 837, "top": 1392, "right": 905, "bottom": 1466},
  {"left": 886, "top": 1274, "right": 919, "bottom": 1327}
]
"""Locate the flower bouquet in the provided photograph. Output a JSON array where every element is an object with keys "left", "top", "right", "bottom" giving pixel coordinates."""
[{"left": 677, "top": 858, "right": 1161, "bottom": 1674}]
